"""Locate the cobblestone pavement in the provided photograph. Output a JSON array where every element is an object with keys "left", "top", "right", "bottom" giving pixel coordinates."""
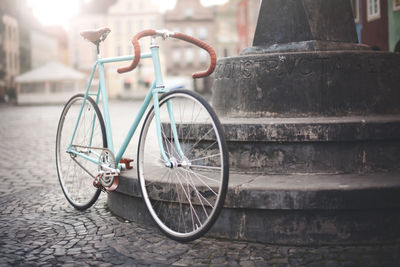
[{"left": 1, "top": 102, "right": 400, "bottom": 267}]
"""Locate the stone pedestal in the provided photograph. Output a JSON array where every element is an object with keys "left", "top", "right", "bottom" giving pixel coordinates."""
[
  {"left": 208, "top": 0, "right": 400, "bottom": 244},
  {"left": 108, "top": 0, "right": 400, "bottom": 246}
]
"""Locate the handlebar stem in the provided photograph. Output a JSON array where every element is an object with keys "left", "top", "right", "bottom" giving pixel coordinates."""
[
  {"left": 155, "top": 29, "right": 174, "bottom": 40},
  {"left": 150, "top": 36, "right": 158, "bottom": 48}
]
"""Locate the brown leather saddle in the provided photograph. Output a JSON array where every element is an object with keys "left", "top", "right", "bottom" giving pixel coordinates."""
[{"left": 80, "top": 27, "right": 111, "bottom": 44}]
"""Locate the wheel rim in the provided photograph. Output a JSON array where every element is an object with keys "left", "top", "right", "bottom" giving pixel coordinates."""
[
  {"left": 138, "top": 91, "right": 228, "bottom": 240},
  {"left": 56, "top": 96, "right": 105, "bottom": 208}
]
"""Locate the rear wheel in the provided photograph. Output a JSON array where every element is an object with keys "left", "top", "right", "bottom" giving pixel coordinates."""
[
  {"left": 137, "top": 89, "right": 229, "bottom": 242},
  {"left": 55, "top": 94, "right": 107, "bottom": 210}
]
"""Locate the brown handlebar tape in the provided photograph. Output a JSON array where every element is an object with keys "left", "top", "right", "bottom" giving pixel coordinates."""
[
  {"left": 117, "top": 29, "right": 156, "bottom": 74},
  {"left": 171, "top": 32, "right": 216, "bottom": 79},
  {"left": 117, "top": 29, "right": 216, "bottom": 79}
]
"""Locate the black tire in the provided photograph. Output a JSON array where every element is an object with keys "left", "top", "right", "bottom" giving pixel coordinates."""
[
  {"left": 137, "top": 89, "right": 229, "bottom": 242},
  {"left": 55, "top": 94, "right": 107, "bottom": 210}
]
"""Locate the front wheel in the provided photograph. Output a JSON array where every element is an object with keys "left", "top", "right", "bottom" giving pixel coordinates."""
[{"left": 137, "top": 89, "right": 229, "bottom": 242}]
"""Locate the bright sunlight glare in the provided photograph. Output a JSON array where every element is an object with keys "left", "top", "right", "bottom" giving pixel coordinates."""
[
  {"left": 152, "top": 0, "right": 229, "bottom": 12},
  {"left": 27, "top": 0, "right": 80, "bottom": 29},
  {"left": 27, "top": 0, "right": 229, "bottom": 29}
]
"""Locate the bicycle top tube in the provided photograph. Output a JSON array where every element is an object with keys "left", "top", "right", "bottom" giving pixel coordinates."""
[{"left": 97, "top": 53, "right": 152, "bottom": 64}]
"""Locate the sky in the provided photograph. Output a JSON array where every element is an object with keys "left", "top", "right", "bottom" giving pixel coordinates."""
[{"left": 27, "top": 0, "right": 229, "bottom": 29}]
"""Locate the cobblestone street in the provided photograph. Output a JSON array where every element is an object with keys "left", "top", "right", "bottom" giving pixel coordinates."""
[{"left": 1, "top": 102, "right": 399, "bottom": 266}]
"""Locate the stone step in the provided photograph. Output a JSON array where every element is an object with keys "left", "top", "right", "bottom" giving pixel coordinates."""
[
  {"left": 108, "top": 170, "right": 400, "bottom": 245},
  {"left": 173, "top": 115, "right": 400, "bottom": 173}
]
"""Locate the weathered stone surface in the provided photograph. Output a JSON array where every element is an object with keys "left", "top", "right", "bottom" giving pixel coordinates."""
[
  {"left": 251, "top": 0, "right": 358, "bottom": 49},
  {"left": 110, "top": 170, "right": 400, "bottom": 245},
  {"left": 169, "top": 116, "right": 400, "bottom": 173},
  {"left": 212, "top": 52, "right": 400, "bottom": 117},
  {"left": 114, "top": 171, "right": 400, "bottom": 210},
  {"left": 207, "top": 0, "right": 400, "bottom": 249}
]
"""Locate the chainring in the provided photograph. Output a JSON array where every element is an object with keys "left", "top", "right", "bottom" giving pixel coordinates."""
[{"left": 98, "top": 149, "right": 119, "bottom": 189}]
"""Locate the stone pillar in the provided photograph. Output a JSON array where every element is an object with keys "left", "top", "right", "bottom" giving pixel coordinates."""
[{"left": 209, "top": 0, "right": 400, "bottom": 244}]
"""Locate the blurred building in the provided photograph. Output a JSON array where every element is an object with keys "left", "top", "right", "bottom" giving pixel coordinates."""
[
  {"left": 15, "top": 61, "right": 85, "bottom": 104},
  {"left": 350, "top": 0, "right": 400, "bottom": 52},
  {"left": 215, "top": 0, "right": 239, "bottom": 58},
  {"left": 69, "top": 0, "right": 163, "bottom": 99},
  {"left": 0, "top": 0, "right": 19, "bottom": 102},
  {"left": 361, "top": 0, "right": 390, "bottom": 50},
  {"left": 236, "top": 0, "right": 260, "bottom": 53},
  {"left": 388, "top": 0, "right": 400, "bottom": 52},
  {"left": 350, "top": 0, "right": 363, "bottom": 42},
  {"left": 164, "top": 0, "right": 216, "bottom": 94},
  {"left": 106, "top": 0, "right": 163, "bottom": 99},
  {"left": 0, "top": 0, "right": 72, "bottom": 103}
]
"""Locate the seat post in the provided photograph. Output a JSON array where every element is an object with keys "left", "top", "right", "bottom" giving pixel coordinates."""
[{"left": 95, "top": 41, "right": 101, "bottom": 56}]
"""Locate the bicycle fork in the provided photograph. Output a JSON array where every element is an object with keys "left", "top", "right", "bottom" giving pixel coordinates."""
[
  {"left": 151, "top": 89, "right": 186, "bottom": 168},
  {"left": 149, "top": 36, "right": 185, "bottom": 168}
]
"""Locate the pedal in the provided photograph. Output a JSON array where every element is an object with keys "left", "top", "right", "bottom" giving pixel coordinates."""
[
  {"left": 106, "top": 176, "right": 119, "bottom": 191},
  {"left": 120, "top": 158, "right": 134, "bottom": 169}
]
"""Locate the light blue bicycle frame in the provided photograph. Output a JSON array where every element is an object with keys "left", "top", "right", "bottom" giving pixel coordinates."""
[{"left": 67, "top": 39, "right": 184, "bottom": 169}]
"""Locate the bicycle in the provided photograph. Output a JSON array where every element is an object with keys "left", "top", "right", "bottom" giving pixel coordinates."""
[{"left": 55, "top": 28, "right": 229, "bottom": 242}]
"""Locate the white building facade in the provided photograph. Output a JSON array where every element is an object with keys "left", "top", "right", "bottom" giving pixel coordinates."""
[
  {"left": 69, "top": 0, "right": 163, "bottom": 99},
  {"left": 2, "top": 14, "right": 19, "bottom": 93}
]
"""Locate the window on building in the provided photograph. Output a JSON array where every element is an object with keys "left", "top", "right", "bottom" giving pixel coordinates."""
[
  {"left": 6, "top": 52, "right": 10, "bottom": 70},
  {"left": 115, "top": 20, "right": 121, "bottom": 34},
  {"left": 185, "top": 27, "right": 194, "bottom": 37},
  {"left": 172, "top": 47, "right": 180, "bottom": 65},
  {"left": 127, "top": 20, "right": 132, "bottom": 34},
  {"left": 184, "top": 8, "right": 193, "bottom": 18},
  {"left": 8, "top": 25, "right": 12, "bottom": 41},
  {"left": 199, "top": 49, "right": 208, "bottom": 64},
  {"left": 150, "top": 19, "right": 156, "bottom": 28},
  {"left": 127, "top": 1, "right": 132, "bottom": 11},
  {"left": 9, "top": 52, "right": 13, "bottom": 71},
  {"left": 223, "top": 48, "right": 229, "bottom": 57},
  {"left": 127, "top": 45, "right": 133, "bottom": 55},
  {"left": 124, "top": 78, "right": 132, "bottom": 90},
  {"left": 21, "top": 83, "right": 45, "bottom": 94},
  {"left": 394, "top": 0, "right": 400, "bottom": 11},
  {"left": 350, "top": 0, "right": 360, "bottom": 22},
  {"left": 13, "top": 52, "right": 17, "bottom": 72},
  {"left": 367, "top": 0, "right": 380, "bottom": 21},
  {"left": 240, "top": 7, "right": 246, "bottom": 25},
  {"left": 198, "top": 27, "right": 208, "bottom": 40},
  {"left": 51, "top": 81, "right": 74, "bottom": 93},
  {"left": 185, "top": 47, "right": 194, "bottom": 66},
  {"left": 116, "top": 46, "right": 121, "bottom": 56}
]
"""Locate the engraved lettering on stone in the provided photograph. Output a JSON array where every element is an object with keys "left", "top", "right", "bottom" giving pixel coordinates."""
[
  {"left": 223, "top": 63, "right": 232, "bottom": 78},
  {"left": 298, "top": 57, "right": 313, "bottom": 76},
  {"left": 241, "top": 60, "right": 253, "bottom": 79}
]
